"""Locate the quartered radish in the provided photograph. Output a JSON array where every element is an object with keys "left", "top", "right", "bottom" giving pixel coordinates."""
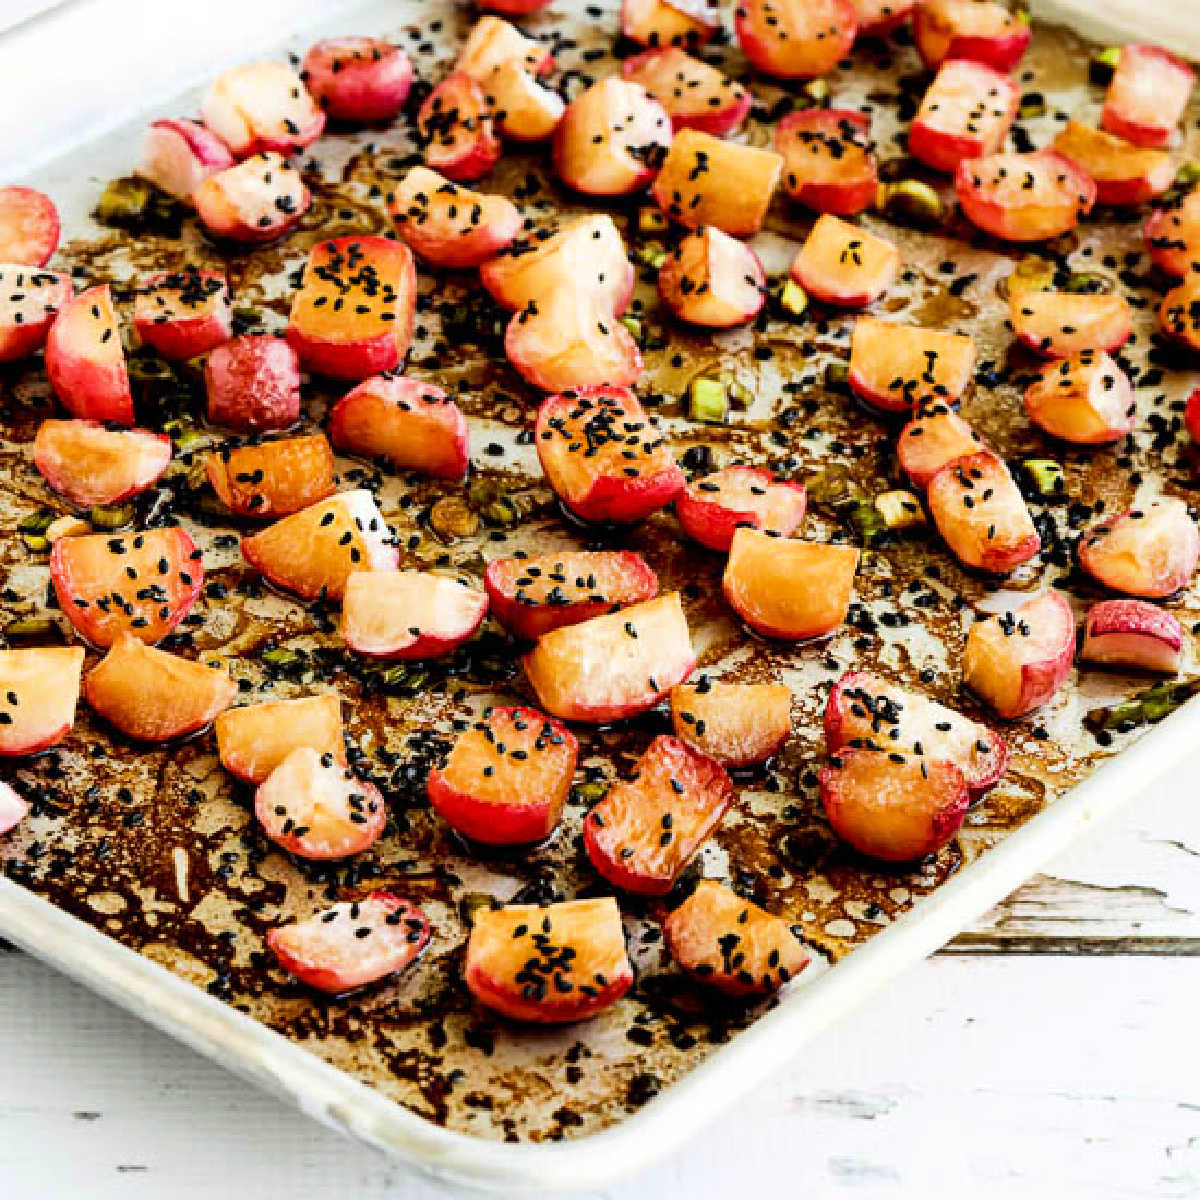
[
  {"left": 671, "top": 678, "right": 793, "bottom": 768},
  {"left": 1145, "top": 186, "right": 1200, "bottom": 278},
  {"left": 657, "top": 225, "right": 766, "bottom": 328},
  {"left": 790, "top": 213, "right": 899, "bottom": 308},
  {"left": 0, "top": 647, "right": 85, "bottom": 757},
  {"left": 34, "top": 420, "right": 171, "bottom": 508},
  {"left": 136, "top": 119, "right": 234, "bottom": 203},
  {"left": 418, "top": 72, "right": 503, "bottom": 183},
  {"left": 193, "top": 152, "right": 311, "bottom": 243},
  {"left": 896, "top": 404, "right": 985, "bottom": 488},
  {"left": 1081, "top": 599, "right": 1185, "bottom": 674},
  {"left": 622, "top": 0, "right": 721, "bottom": 48},
  {"left": 215, "top": 693, "right": 345, "bottom": 784},
  {"left": 45, "top": 284, "right": 133, "bottom": 425},
  {"left": 955, "top": 150, "right": 1095, "bottom": 243},
  {"left": 912, "top": 0, "right": 1031, "bottom": 72},
  {"left": 455, "top": 14, "right": 554, "bottom": 79},
  {"left": 1009, "top": 288, "right": 1132, "bottom": 358},
  {"left": 1158, "top": 273, "right": 1200, "bottom": 354},
  {"left": 133, "top": 268, "right": 232, "bottom": 361},
  {"left": 1023, "top": 350, "right": 1135, "bottom": 445},
  {"left": 1102, "top": 43, "right": 1194, "bottom": 150},
  {"left": 675, "top": 465, "right": 806, "bottom": 552},
  {"left": 201, "top": 60, "right": 325, "bottom": 156},
  {"left": 0, "top": 266, "right": 71, "bottom": 362},
  {"left": 621, "top": 47, "right": 751, "bottom": 137},
  {"left": 776, "top": 108, "right": 878, "bottom": 217},
  {"left": 301, "top": 37, "right": 413, "bottom": 123},
  {"left": 0, "top": 782, "right": 28, "bottom": 836},
  {"left": 849, "top": 317, "right": 975, "bottom": 413},
  {"left": 735, "top": 0, "right": 859, "bottom": 79},
  {"left": 909, "top": 58, "right": 1019, "bottom": 174},
  {"left": 1052, "top": 120, "right": 1173, "bottom": 208},
  {"left": 205, "top": 434, "right": 335, "bottom": 519},
  {"left": 482, "top": 60, "right": 565, "bottom": 143},
  {"left": 1077, "top": 498, "right": 1200, "bottom": 599},
  {"left": 0, "top": 186, "right": 59, "bottom": 267},
  {"left": 205, "top": 334, "right": 301, "bottom": 433}
]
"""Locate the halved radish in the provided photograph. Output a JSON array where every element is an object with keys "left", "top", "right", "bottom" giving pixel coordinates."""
[
  {"left": 201, "top": 61, "right": 325, "bottom": 157},
  {"left": 256, "top": 746, "right": 386, "bottom": 859},
  {"left": 1102, "top": 43, "right": 1195, "bottom": 150},
  {"left": 34, "top": 420, "right": 171, "bottom": 508},
  {"left": 328, "top": 374, "right": 469, "bottom": 480},
  {"left": 482, "top": 61, "right": 565, "bottom": 143},
  {"left": 851, "top": 0, "right": 914, "bottom": 36},
  {"left": 204, "top": 434, "right": 335, "bottom": 519},
  {"left": 735, "top": 0, "right": 858, "bottom": 79},
  {"left": 955, "top": 151, "right": 1096, "bottom": 243},
  {"left": 723, "top": 528, "right": 859, "bottom": 641},
  {"left": 825, "top": 669, "right": 1008, "bottom": 796},
  {"left": 241, "top": 489, "right": 398, "bottom": 602},
  {"left": 664, "top": 879, "right": 809, "bottom": 995},
  {"left": 0, "top": 782, "right": 28, "bottom": 836},
  {"left": 389, "top": 166, "right": 521, "bottom": 269},
  {"left": 820, "top": 747, "right": 969, "bottom": 861},
  {"left": 523, "top": 592, "right": 696, "bottom": 723},
  {"left": 658, "top": 225, "right": 766, "bottom": 328},
  {"left": 1009, "top": 288, "right": 1133, "bottom": 359},
  {"left": 301, "top": 37, "right": 413, "bottom": 123},
  {"left": 671, "top": 678, "right": 792, "bottom": 768},
  {"left": 1052, "top": 120, "right": 1173, "bottom": 208},
  {"left": 534, "top": 386, "right": 683, "bottom": 524},
  {"left": 553, "top": 79, "right": 671, "bottom": 198},
  {"left": 621, "top": 46, "right": 751, "bottom": 137},
  {"left": 418, "top": 72, "right": 502, "bottom": 183},
  {"left": 1081, "top": 599, "right": 1184, "bottom": 674},
  {"left": 193, "top": 152, "right": 311, "bottom": 243},
  {"left": 1078, "top": 498, "right": 1199, "bottom": 599},
  {"left": 133, "top": 268, "right": 232, "bottom": 361},
  {"left": 464, "top": 897, "right": 633, "bottom": 1023},
  {"left": 849, "top": 317, "right": 975, "bottom": 413},
  {"left": 0, "top": 647, "right": 84, "bottom": 757},
  {"left": 205, "top": 335, "right": 301, "bottom": 433},
  {"left": 926, "top": 450, "right": 1039, "bottom": 574},
  {"left": 286, "top": 236, "right": 417, "bottom": 380},
  {"left": 269, "top": 893, "right": 430, "bottom": 995},
  {"left": 215, "top": 693, "right": 345, "bottom": 784},
  {"left": 1145, "top": 187, "right": 1200, "bottom": 278},
  {"left": 896, "top": 404, "right": 985, "bottom": 489},
  {"left": 45, "top": 285, "right": 133, "bottom": 425},
  {"left": 776, "top": 108, "right": 878, "bottom": 217},
  {"left": 136, "top": 119, "right": 234, "bottom": 203},
  {"left": 653, "top": 129, "right": 783, "bottom": 237},
  {"left": 622, "top": 0, "right": 721, "bottom": 48},
  {"left": 485, "top": 550, "right": 659, "bottom": 640},
  {"left": 676, "top": 466, "right": 806, "bottom": 552},
  {"left": 428, "top": 705, "right": 578, "bottom": 844},
  {"left": 909, "top": 58, "right": 1019, "bottom": 175},
  {"left": 340, "top": 570, "right": 488, "bottom": 660},
  {"left": 455, "top": 14, "right": 554, "bottom": 79},
  {"left": 912, "top": 0, "right": 1030, "bottom": 72},
  {"left": 1023, "top": 350, "right": 1135, "bottom": 445},
  {"left": 50, "top": 526, "right": 203, "bottom": 648},
  {"left": 1158, "top": 273, "right": 1200, "bottom": 354},
  {"left": 963, "top": 590, "right": 1075, "bottom": 718},
  {"left": 790, "top": 213, "right": 899, "bottom": 308},
  {"left": 583, "top": 734, "right": 733, "bottom": 895},
  {"left": 0, "top": 186, "right": 59, "bottom": 267},
  {"left": 84, "top": 634, "right": 236, "bottom": 742},
  {"left": 0, "top": 266, "right": 71, "bottom": 362}
]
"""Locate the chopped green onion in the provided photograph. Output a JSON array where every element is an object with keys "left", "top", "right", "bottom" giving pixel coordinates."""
[
  {"left": 1022, "top": 459, "right": 1067, "bottom": 499},
  {"left": 1086, "top": 678, "right": 1200, "bottom": 734},
  {"left": 874, "top": 490, "right": 926, "bottom": 531},
  {"left": 877, "top": 179, "right": 943, "bottom": 227},
  {"left": 4, "top": 616, "right": 59, "bottom": 642},
  {"left": 1089, "top": 46, "right": 1121, "bottom": 85},
  {"left": 776, "top": 278, "right": 808, "bottom": 320},
  {"left": 636, "top": 207, "right": 669, "bottom": 235},
  {"left": 88, "top": 503, "right": 134, "bottom": 530},
  {"left": 687, "top": 376, "right": 728, "bottom": 423}
]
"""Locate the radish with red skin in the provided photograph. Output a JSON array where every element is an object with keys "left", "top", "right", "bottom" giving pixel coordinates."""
[
  {"left": 483, "top": 61, "right": 565, "bottom": 143},
  {"left": 909, "top": 59, "right": 1019, "bottom": 175},
  {"left": 664, "top": 880, "right": 809, "bottom": 996},
  {"left": 523, "top": 592, "right": 696, "bottom": 724},
  {"left": 428, "top": 705, "right": 578, "bottom": 845},
  {"left": 658, "top": 226, "right": 766, "bottom": 328},
  {"left": 1023, "top": 350, "right": 1136, "bottom": 446},
  {"left": 820, "top": 748, "right": 970, "bottom": 862},
  {"left": 45, "top": 285, "right": 133, "bottom": 425},
  {"left": 216, "top": 693, "right": 345, "bottom": 785},
  {"left": 1078, "top": 498, "right": 1200, "bottom": 599},
  {"left": 896, "top": 404, "right": 985, "bottom": 489},
  {"left": 136, "top": 119, "right": 234, "bottom": 203},
  {"left": 825, "top": 670, "right": 1008, "bottom": 797},
  {"left": 1103, "top": 44, "right": 1194, "bottom": 150},
  {"left": 0, "top": 187, "right": 59, "bottom": 267},
  {"left": 485, "top": 550, "right": 659, "bottom": 641},
  {"left": 584, "top": 734, "right": 734, "bottom": 896},
  {"left": 329, "top": 375, "right": 469, "bottom": 481},
  {"left": 479, "top": 0, "right": 552, "bottom": 14},
  {"left": 51, "top": 526, "right": 203, "bottom": 649},
  {"left": 389, "top": 167, "right": 520, "bottom": 269},
  {"left": 455, "top": 15, "right": 554, "bottom": 80},
  {"left": 621, "top": 47, "right": 751, "bottom": 137},
  {"left": 287, "top": 236, "right": 417, "bottom": 381},
  {"left": 676, "top": 466, "right": 806, "bottom": 552},
  {"left": 1052, "top": 121, "right": 1173, "bottom": 208},
  {"left": 964, "top": 591, "right": 1075, "bottom": 719},
  {"left": 622, "top": 0, "right": 721, "bottom": 48},
  {"left": 0, "top": 783, "right": 28, "bottom": 836},
  {"left": 1188, "top": 387, "right": 1200, "bottom": 445},
  {"left": 0, "top": 647, "right": 84, "bottom": 757},
  {"left": 849, "top": 318, "right": 976, "bottom": 414},
  {"left": 269, "top": 893, "right": 431, "bottom": 996},
  {"left": 670, "top": 679, "right": 793, "bottom": 768},
  {"left": 134, "top": 268, "right": 232, "bottom": 361},
  {"left": 241, "top": 489, "right": 398, "bottom": 603},
  {"left": 204, "top": 434, "right": 335, "bottom": 519},
  {"left": 1081, "top": 600, "right": 1185, "bottom": 674},
  {"left": 912, "top": 0, "right": 1030, "bottom": 72},
  {"left": 851, "top": 0, "right": 914, "bottom": 36},
  {"left": 205, "top": 335, "right": 300, "bottom": 433},
  {"left": 735, "top": 0, "right": 858, "bottom": 80},
  {"left": 926, "top": 451, "right": 1039, "bottom": 574},
  {"left": 1009, "top": 289, "right": 1132, "bottom": 359},
  {"left": 0, "top": 266, "right": 71, "bottom": 362},
  {"left": 301, "top": 38, "right": 413, "bottom": 124},
  {"left": 1145, "top": 187, "right": 1200, "bottom": 278},
  {"left": 418, "top": 72, "right": 502, "bottom": 184},
  {"left": 1158, "top": 273, "right": 1200, "bottom": 354},
  {"left": 535, "top": 387, "right": 682, "bottom": 524},
  {"left": 84, "top": 635, "right": 237, "bottom": 744},
  {"left": 723, "top": 529, "right": 859, "bottom": 642},
  {"left": 193, "top": 152, "right": 311, "bottom": 244},
  {"left": 34, "top": 420, "right": 171, "bottom": 508},
  {"left": 776, "top": 109, "right": 878, "bottom": 217},
  {"left": 465, "top": 898, "right": 633, "bottom": 1023},
  {"left": 956, "top": 151, "right": 1095, "bottom": 243},
  {"left": 201, "top": 61, "right": 324, "bottom": 157},
  {"left": 791, "top": 214, "right": 899, "bottom": 309}
]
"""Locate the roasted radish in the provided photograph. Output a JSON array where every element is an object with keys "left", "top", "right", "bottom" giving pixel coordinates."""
[
  {"left": 1052, "top": 120, "right": 1173, "bottom": 208},
  {"left": 1158, "top": 273, "right": 1200, "bottom": 354},
  {"left": 34, "top": 420, "right": 171, "bottom": 508},
  {"left": 0, "top": 647, "right": 84, "bottom": 757},
  {"left": 955, "top": 151, "right": 1095, "bottom": 243},
  {"left": 1145, "top": 187, "right": 1200, "bottom": 278},
  {"left": 193, "top": 152, "right": 311, "bottom": 244},
  {"left": 301, "top": 37, "right": 413, "bottom": 123},
  {"left": 671, "top": 678, "right": 792, "bottom": 768},
  {"left": 201, "top": 61, "right": 325, "bottom": 157},
  {"left": 658, "top": 225, "right": 766, "bottom": 328},
  {"left": 621, "top": 47, "right": 750, "bottom": 137},
  {"left": 1081, "top": 599, "right": 1184, "bottom": 674},
  {"left": 909, "top": 59, "right": 1019, "bottom": 175},
  {"left": 849, "top": 318, "right": 975, "bottom": 413},
  {"left": 912, "top": 0, "right": 1030, "bottom": 72},
  {"left": 0, "top": 266, "right": 71, "bottom": 362},
  {"left": 482, "top": 61, "right": 565, "bottom": 143},
  {"left": 215, "top": 693, "right": 345, "bottom": 784},
  {"left": 790, "top": 214, "right": 899, "bottom": 308},
  {"left": 45, "top": 285, "right": 133, "bottom": 425},
  {"left": 455, "top": 14, "right": 553, "bottom": 79},
  {"left": 0, "top": 187, "right": 59, "bottom": 267},
  {"left": 1023, "top": 350, "right": 1135, "bottom": 445},
  {"left": 136, "top": 119, "right": 234, "bottom": 203},
  {"left": 622, "top": 0, "right": 721, "bottom": 48},
  {"left": 205, "top": 335, "right": 301, "bottom": 433},
  {"left": 896, "top": 404, "right": 985, "bottom": 488},
  {"left": 418, "top": 72, "right": 502, "bottom": 183},
  {"left": 1102, "top": 43, "right": 1194, "bottom": 150},
  {"left": 0, "top": 783, "right": 28, "bottom": 836},
  {"left": 776, "top": 108, "right": 878, "bottom": 217},
  {"left": 1077, "top": 498, "right": 1199, "bottom": 599},
  {"left": 204, "top": 434, "right": 335, "bottom": 519},
  {"left": 676, "top": 466, "right": 806, "bottom": 552},
  {"left": 1009, "top": 288, "right": 1132, "bottom": 359},
  {"left": 735, "top": 0, "right": 858, "bottom": 79},
  {"left": 133, "top": 268, "right": 232, "bottom": 361}
]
